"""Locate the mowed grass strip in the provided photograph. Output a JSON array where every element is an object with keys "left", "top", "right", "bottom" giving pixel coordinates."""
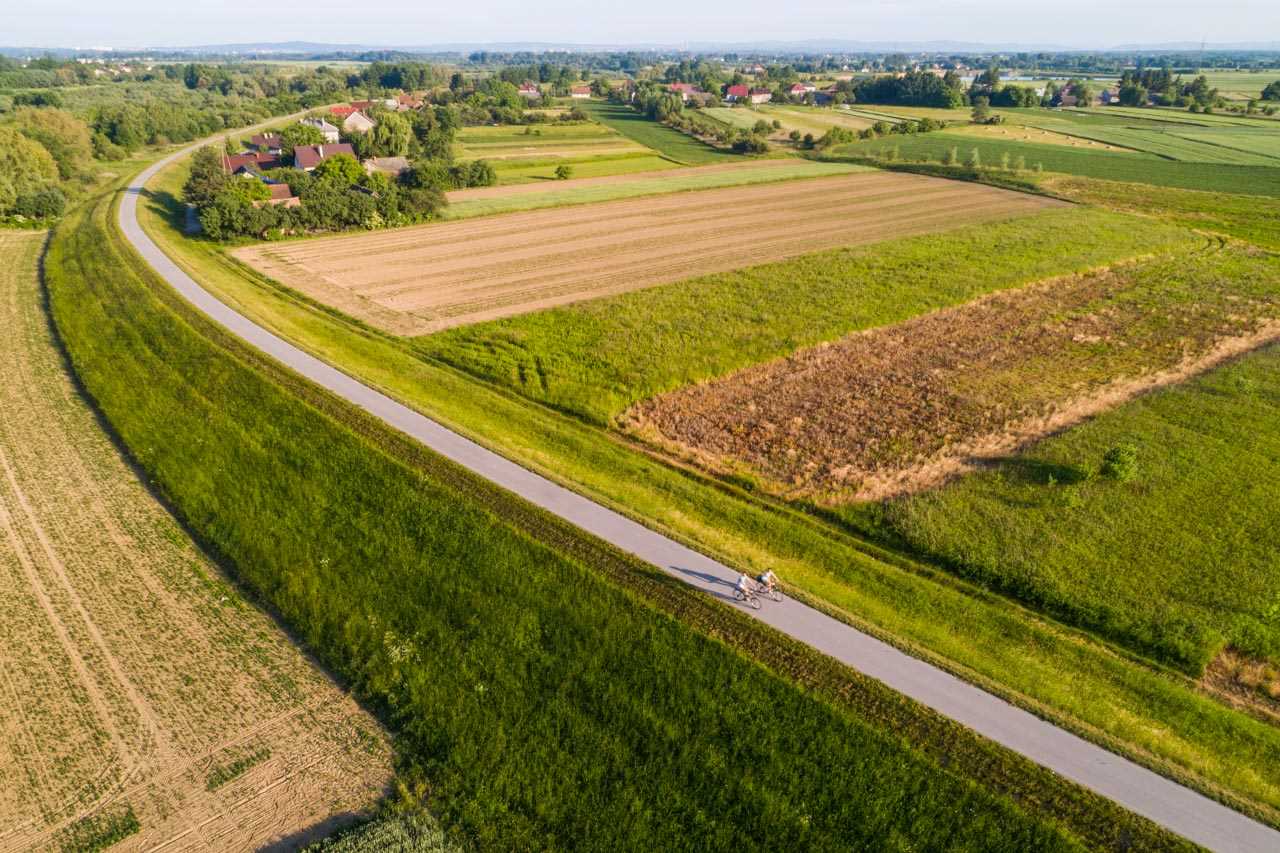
[
  {"left": 421, "top": 207, "right": 1193, "bottom": 424},
  {"left": 579, "top": 100, "right": 743, "bottom": 165},
  {"left": 875, "top": 343, "right": 1280, "bottom": 678},
  {"left": 49, "top": 189, "right": 1103, "bottom": 851},
  {"left": 443, "top": 160, "right": 865, "bottom": 218},
  {"left": 240, "top": 170, "right": 1053, "bottom": 334},
  {"left": 831, "top": 132, "right": 1280, "bottom": 195}
]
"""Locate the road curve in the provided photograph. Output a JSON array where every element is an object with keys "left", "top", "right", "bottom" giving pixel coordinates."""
[{"left": 120, "top": 141, "right": 1278, "bottom": 853}]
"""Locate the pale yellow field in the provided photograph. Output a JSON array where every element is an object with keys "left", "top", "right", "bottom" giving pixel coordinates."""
[
  {"left": 945, "top": 123, "right": 1130, "bottom": 150},
  {"left": 236, "top": 170, "right": 1061, "bottom": 335},
  {"left": 0, "top": 231, "right": 392, "bottom": 852}
]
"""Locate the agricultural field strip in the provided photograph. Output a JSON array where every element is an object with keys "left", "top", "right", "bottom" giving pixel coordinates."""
[
  {"left": 1019, "top": 121, "right": 1280, "bottom": 164},
  {"left": 125, "top": 137, "right": 1280, "bottom": 853},
  {"left": 0, "top": 232, "right": 391, "bottom": 851},
  {"left": 238, "top": 172, "right": 1054, "bottom": 332}
]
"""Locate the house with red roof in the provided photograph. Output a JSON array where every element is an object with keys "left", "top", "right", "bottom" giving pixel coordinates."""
[
  {"left": 397, "top": 93, "right": 423, "bottom": 110},
  {"left": 222, "top": 151, "right": 281, "bottom": 174},
  {"left": 293, "top": 143, "right": 357, "bottom": 171},
  {"left": 254, "top": 182, "right": 300, "bottom": 208},
  {"left": 249, "top": 133, "right": 284, "bottom": 154},
  {"left": 518, "top": 82, "right": 541, "bottom": 99},
  {"left": 788, "top": 82, "right": 816, "bottom": 97},
  {"left": 330, "top": 104, "right": 357, "bottom": 118},
  {"left": 569, "top": 85, "right": 592, "bottom": 99},
  {"left": 724, "top": 84, "right": 750, "bottom": 102}
]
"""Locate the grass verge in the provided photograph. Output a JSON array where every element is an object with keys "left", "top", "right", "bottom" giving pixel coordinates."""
[{"left": 579, "top": 100, "right": 746, "bottom": 165}]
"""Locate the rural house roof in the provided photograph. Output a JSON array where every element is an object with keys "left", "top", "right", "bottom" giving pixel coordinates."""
[
  {"left": 293, "top": 143, "right": 357, "bottom": 170},
  {"left": 342, "top": 111, "right": 377, "bottom": 133},
  {"left": 570, "top": 85, "right": 592, "bottom": 95},
  {"left": 249, "top": 133, "right": 283, "bottom": 150},
  {"left": 350, "top": 100, "right": 375, "bottom": 110},
  {"left": 222, "top": 151, "right": 281, "bottom": 173},
  {"left": 518, "top": 82, "right": 540, "bottom": 96},
  {"left": 669, "top": 82, "right": 699, "bottom": 93},
  {"left": 725, "top": 84, "right": 749, "bottom": 98},
  {"left": 330, "top": 105, "right": 356, "bottom": 117},
  {"left": 302, "top": 117, "right": 339, "bottom": 133}
]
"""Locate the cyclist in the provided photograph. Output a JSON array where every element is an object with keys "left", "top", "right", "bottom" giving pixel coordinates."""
[
  {"left": 736, "top": 572, "right": 755, "bottom": 599},
  {"left": 757, "top": 569, "right": 778, "bottom": 594}
]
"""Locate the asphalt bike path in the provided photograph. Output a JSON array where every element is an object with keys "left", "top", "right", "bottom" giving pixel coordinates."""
[{"left": 119, "top": 139, "right": 1280, "bottom": 853}]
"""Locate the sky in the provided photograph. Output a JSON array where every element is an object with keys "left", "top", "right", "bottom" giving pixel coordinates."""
[{"left": 7, "top": 0, "right": 1280, "bottom": 50}]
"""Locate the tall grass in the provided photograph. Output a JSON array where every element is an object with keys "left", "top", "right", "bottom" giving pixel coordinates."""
[
  {"left": 419, "top": 207, "right": 1196, "bottom": 423},
  {"left": 44, "top": 189, "right": 1111, "bottom": 850},
  {"left": 863, "top": 345, "right": 1280, "bottom": 672}
]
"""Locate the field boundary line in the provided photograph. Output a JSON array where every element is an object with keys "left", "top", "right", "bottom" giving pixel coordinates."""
[{"left": 120, "top": 139, "right": 1280, "bottom": 853}]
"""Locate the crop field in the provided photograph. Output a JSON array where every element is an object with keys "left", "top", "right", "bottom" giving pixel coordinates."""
[
  {"left": 486, "top": 152, "right": 679, "bottom": 184},
  {"left": 1089, "top": 106, "right": 1279, "bottom": 127},
  {"left": 441, "top": 160, "right": 866, "bottom": 218},
  {"left": 421, "top": 207, "right": 1189, "bottom": 423},
  {"left": 1167, "top": 127, "right": 1280, "bottom": 159},
  {"left": 833, "top": 132, "right": 1280, "bottom": 195},
  {"left": 1022, "top": 122, "right": 1280, "bottom": 164},
  {"left": 237, "top": 170, "right": 1057, "bottom": 334},
  {"left": 627, "top": 240, "right": 1280, "bottom": 504},
  {"left": 579, "top": 100, "right": 743, "bottom": 164},
  {"left": 0, "top": 232, "right": 392, "bottom": 852},
  {"left": 764, "top": 104, "right": 883, "bottom": 134},
  {"left": 946, "top": 122, "right": 1130, "bottom": 149},
  {"left": 879, "top": 342, "right": 1280, "bottom": 676},
  {"left": 47, "top": 188, "right": 1137, "bottom": 853}
]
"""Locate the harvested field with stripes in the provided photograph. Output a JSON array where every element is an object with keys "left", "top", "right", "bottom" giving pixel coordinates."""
[
  {"left": 235, "top": 170, "right": 1062, "bottom": 335},
  {"left": 0, "top": 231, "right": 392, "bottom": 852}
]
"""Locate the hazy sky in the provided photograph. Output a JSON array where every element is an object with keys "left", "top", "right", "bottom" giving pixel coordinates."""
[{"left": 8, "top": 0, "right": 1280, "bottom": 49}]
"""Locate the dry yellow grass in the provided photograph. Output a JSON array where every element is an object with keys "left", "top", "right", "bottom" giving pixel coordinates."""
[
  {"left": 0, "top": 231, "right": 392, "bottom": 852},
  {"left": 946, "top": 124, "right": 1130, "bottom": 151},
  {"left": 237, "top": 171, "right": 1061, "bottom": 335}
]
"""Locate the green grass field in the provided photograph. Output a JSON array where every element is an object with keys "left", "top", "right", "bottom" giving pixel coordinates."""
[
  {"left": 579, "top": 100, "right": 743, "bottom": 165},
  {"left": 1021, "top": 122, "right": 1280, "bottom": 165},
  {"left": 487, "top": 153, "right": 678, "bottom": 185},
  {"left": 139, "top": 153, "right": 1280, "bottom": 825},
  {"left": 443, "top": 161, "right": 867, "bottom": 219},
  {"left": 871, "top": 344, "right": 1280, "bottom": 673},
  {"left": 1168, "top": 127, "right": 1280, "bottom": 159},
  {"left": 419, "top": 208, "right": 1194, "bottom": 424},
  {"left": 45, "top": 181, "right": 1192, "bottom": 853},
  {"left": 831, "top": 132, "right": 1280, "bottom": 195},
  {"left": 1044, "top": 174, "right": 1280, "bottom": 250}
]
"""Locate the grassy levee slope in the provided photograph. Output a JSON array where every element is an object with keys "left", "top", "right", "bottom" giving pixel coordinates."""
[
  {"left": 579, "top": 100, "right": 744, "bottom": 165},
  {"left": 872, "top": 343, "right": 1280, "bottom": 670},
  {"left": 420, "top": 207, "right": 1195, "bottom": 424},
  {"left": 831, "top": 133, "right": 1280, "bottom": 196},
  {"left": 45, "top": 189, "right": 1175, "bottom": 851},
  {"left": 138, "top": 158, "right": 1280, "bottom": 824}
]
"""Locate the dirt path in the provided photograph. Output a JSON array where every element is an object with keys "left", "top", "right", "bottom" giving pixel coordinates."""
[
  {"left": 240, "top": 170, "right": 1061, "bottom": 335},
  {"left": 0, "top": 231, "right": 392, "bottom": 852}
]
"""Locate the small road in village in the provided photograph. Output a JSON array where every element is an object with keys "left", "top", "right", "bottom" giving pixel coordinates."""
[{"left": 120, "top": 138, "right": 1280, "bottom": 853}]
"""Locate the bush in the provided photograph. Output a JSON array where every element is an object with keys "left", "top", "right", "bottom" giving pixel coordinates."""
[
  {"left": 13, "top": 186, "right": 66, "bottom": 218},
  {"left": 553, "top": 164, "right": 573, "bottom": 180},
  {"left": 1101, "top": 444, "right": 1139, "bottom": 482}
]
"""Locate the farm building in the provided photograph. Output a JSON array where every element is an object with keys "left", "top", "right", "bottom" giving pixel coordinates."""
[
  {"left": 668, "top": 82, "right": 701, "bottom": 101},
  {"left": 518, "top": 82, "right": 541, "bottom": 99},
  {"left": 294, "top": 143, "right": 357, "bottom": 171},
  {"left": 343, "top": 111, "right": 377, "bottom": 135},
  {"left": 302, "top": 117, "right": 340, "bottom": 143},
  {"left": 788, "top": 82, "right": 817, "bottom": 97},
  {"left": 570, "top": 85, "right": 592, "bottom": 99},
  {"left": 363, "top": 156, "right": 411, "bottom": 177},
  {"left": 254, "top": 183, "right": 301, "bottom": 208},
  {"left": 330, "top": 105, "right": 357, "bottom": 118},
  {"left": 397, "top": 93, "right": 423, "bottom": 110},
  {"left": 726, "top": 84, "right": 773, "bottom": 104}
]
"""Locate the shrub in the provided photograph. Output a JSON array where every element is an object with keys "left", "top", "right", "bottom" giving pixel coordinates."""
[
  {"left": 942, "top": 146, "right": 958, "bottom": 165},
  {"left": 1101, "top": 444, "right": 1139, "bottom": 482},
  {"left": 966, "top": 147, "right": 981, "bottom": 168},
  {"left": 554, "top": 163, "right": 573, "bottom": 180}
]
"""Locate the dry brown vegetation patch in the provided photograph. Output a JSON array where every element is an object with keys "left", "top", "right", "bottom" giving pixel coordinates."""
[
  {"left": 1202, "top": 648, "right": 1280, "bottom": 725},
  {"left": 235, "top": 170, "right": 1060, "bottom": 335},
  {"left": 0, "top": 232, "right": 392, "bottom": 852},
  {"left": 626, "top": 240, "right": 1280, "bottom": 502}
]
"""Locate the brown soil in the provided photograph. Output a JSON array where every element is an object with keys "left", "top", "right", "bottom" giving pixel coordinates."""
[
  {"left": 0, "top": 232, "right": 392, "bottom": 852},
  {"left": 1202, "top": 648, "right": 1280, "bottom": 725},
  {"left": 443, "top": 160, "right": 801, "bottom": 202},
  {"left": 236, "top": 171, "right": 1061, "bottom": 335},
  {"left": 626, "top": 242, "right": 1280, "bottom": 502}
]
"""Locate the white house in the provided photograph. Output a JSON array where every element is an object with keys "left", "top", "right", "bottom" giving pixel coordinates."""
[
  {"left": 301, "top": 117, "right": 339, "bottom": 144},
  {"left": 342, "top": 111, "right": 377, "bottom": 135}
]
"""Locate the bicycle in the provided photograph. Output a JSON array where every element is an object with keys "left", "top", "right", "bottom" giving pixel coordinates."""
[{"left": 733, "top": 587, "right": 762, "bottom": 609}]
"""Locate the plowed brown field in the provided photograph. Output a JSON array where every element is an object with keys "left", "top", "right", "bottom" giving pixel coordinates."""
[
  {"left": 235, "top": 171, "right": 1062, "bottom": 335},
  {"left": 0, "top": 232, "right": 392, "bottom": 852},
  {"left": 627, "top": 240, "right": 1280, "bottom": 502}
]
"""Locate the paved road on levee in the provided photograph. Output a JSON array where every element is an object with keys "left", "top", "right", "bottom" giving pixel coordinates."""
[{"left": 121, "top": 140, "right": 1280, "bottom": 853}]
